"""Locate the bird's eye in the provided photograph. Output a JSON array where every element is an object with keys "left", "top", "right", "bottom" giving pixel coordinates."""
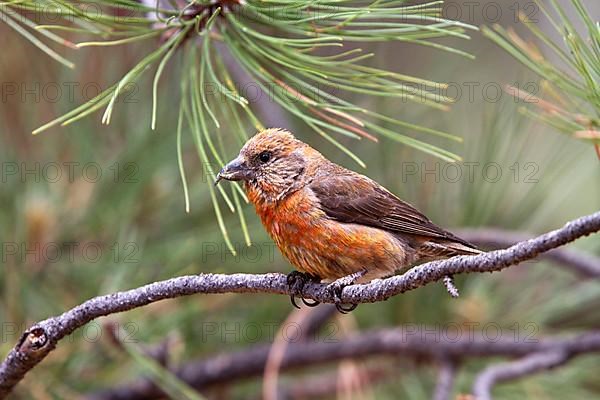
[{"left": 258, "top": 151, "right": 272, "bottom": 163}]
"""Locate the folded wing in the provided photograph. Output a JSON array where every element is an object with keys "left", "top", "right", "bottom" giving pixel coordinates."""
[{"left": 310, "top": 171, "right": 478, "bottom": 253}]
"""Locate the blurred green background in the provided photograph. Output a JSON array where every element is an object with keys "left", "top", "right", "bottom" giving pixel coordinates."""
[{"left": 1, "top": 1, "right": 599, "bottom": 399}]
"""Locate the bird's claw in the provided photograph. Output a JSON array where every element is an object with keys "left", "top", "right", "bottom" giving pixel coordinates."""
[
  {"left": 327, "top": 280, "right": 358, "bottom": 314},
  {"left": 337, "top": 303, "right": 358, "bottom": 314},
  {"left": 326, "top": 270, "right": 366, "bottom": 314},
  {"left": 301, "top": 297, "right": 320, "bottom": 307},
  {"left": 286, "top": 271, "right": 321, "bottom": 309},
  {"left": 327, "top": 283, "right": 358, "bottom": 314}
]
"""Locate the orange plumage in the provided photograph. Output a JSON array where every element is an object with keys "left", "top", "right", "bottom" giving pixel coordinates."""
[
  {"left": 248, "top": 184, "right": 407, "bottom": 281},
  {"left": 216, "top": 128, "right": 480, "bottom": 311}
]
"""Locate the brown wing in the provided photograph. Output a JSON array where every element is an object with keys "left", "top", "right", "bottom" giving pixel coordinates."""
[{"left": 310, "top": 170, "right": 476, "bottom": 249}]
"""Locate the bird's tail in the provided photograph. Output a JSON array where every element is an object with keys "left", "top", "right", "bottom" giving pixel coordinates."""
[{"left": 418, "top": 239, "right": 482, "bottom": 259}]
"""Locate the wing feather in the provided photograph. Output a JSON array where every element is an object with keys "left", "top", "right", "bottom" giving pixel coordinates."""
[{"left": 310, "top": 170, "right": 476, "bottom": 249}]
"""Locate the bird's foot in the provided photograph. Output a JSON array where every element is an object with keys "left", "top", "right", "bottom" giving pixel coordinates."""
[
  {"left": 326, "top": 270, "right": 367, "bottom": 314},
  {"left": 286, "top": 271, "right": 321, "bottom": 309}
]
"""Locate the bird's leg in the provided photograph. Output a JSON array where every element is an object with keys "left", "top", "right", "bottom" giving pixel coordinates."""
[
  {"left": 326, "top": 269, "right": 367, "bottom": 314},
  {"left": 286, "top": 271, "right": 321, "bottom": 309}
]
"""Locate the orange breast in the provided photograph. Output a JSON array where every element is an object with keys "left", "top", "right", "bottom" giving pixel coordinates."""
[{"left": 247, "top": 186, "right": 410, "bottom": 280}]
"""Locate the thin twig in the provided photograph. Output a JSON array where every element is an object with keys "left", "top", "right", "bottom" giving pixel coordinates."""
[
  {"left": 433, "top": 359, "right": 457, "bottom": 400},
  {"left": 442, "top": 275, "right": 460, "bottom": 298},
  {"left": 263, "top": 307, "right": 313, "bottom": 400},
  {"left": 0, "top": 211, "right": 599, "bottom": 398},
  {"left": 472, "top": 351, "right": 570, "bottom": 400}
]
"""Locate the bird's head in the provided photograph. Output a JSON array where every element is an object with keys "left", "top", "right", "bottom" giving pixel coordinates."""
[{"left": 216, "top": 128, "right": 318, "bottom": 203}]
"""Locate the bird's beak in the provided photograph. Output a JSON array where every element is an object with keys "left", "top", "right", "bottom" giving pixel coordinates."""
[{"left": 215, "top": 156, "right": 252, "bottom": 185}]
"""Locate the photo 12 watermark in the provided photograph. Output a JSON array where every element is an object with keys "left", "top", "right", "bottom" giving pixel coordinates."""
[
  {"left": 0, "top": 241, "right": 140, "bottom": 265},
  {"left": 1, "top": 82, "right": 139, "bottom": 104},
  {"left": 400, "top": 161, "right": 540, "bottom": 184},
  {"left": 443, "top": 1, "right": 539, "bottom": 24},
  {"left": 194, "top": 321, "right": 540, "bottom": 344},
  {"left": 0, "top": 162, "right": 139, "bottom": 184},
  {"left": 400, "top": 81, "right": 540, "bottom": 105}
]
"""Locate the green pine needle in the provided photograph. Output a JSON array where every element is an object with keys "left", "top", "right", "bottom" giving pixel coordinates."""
[{"left": 5, "top": 0, "right": 481, "bottom": 246}]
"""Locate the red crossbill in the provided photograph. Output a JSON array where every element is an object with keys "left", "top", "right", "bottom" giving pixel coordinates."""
[{"left": 216, "top": 128, "right": 480, "bottom": 312}]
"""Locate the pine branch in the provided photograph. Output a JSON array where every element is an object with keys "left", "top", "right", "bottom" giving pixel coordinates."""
[
  {"left": 1, "top": 0, "right": 479, "bottom": 248},
  {"left": 483, "top": 0, "right": 600, "bottom": 155},
  {"left": 0, "top": 211, "right": 599, "bottom": 398}
]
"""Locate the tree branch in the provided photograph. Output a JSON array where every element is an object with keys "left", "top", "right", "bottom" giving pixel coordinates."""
[
  {"left": 87, "top": 329, "right": 600, "bottom": 400},
  {"left": 0, "top": 211, "right": 599, "bottom": 398},
  {"left": 472, "top": 350, "right": 570, "bottom": 400},
  {"left": 457, "top": 228, "right": 600, "bottom": 278}
]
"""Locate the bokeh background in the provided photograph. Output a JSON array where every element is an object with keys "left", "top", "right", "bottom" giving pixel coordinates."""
[{"left": 1, "top": 0, "right": 599, "bottom": 399}]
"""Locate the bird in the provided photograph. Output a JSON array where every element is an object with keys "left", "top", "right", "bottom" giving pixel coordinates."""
[{"left": 216, "top": 128, "right": 481, "bottom": 312}]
